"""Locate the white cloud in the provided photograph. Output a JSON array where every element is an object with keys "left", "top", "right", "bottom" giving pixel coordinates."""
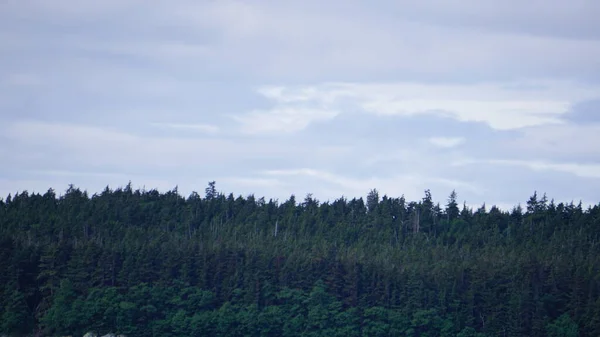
[
  {"left": 252, "top": 80, "right": 599, "bottom": 130},
  {"left": 151, "top": 123, "right": 220, "bottom": 134},
  {"left": 362, "top": 99, "right": 568, "bottom": 129},
  {"left": 508, "top": 124, "right": 600, "bottom": 157},
  {"left": 429, "top": 137, "right": 465, "bottom": 148},
  {"left": 233, "top": 85, "right": 347, "bottom": 134},
  {"left": 454, "top": 158, "right": 600, "bottom": 179},
  {"left": 262, "top": 167, "right": 481, "bottom": 201},
  {"left": 1, "top": 121, "right": 291, "bottom": 170},
  {"left": 233, "top": 108, "right": 339, "bottom": 134},
  {"left": 490, "top": 159, "right": 600, "bottom": 179},
  {"left": 221, "top": 177, "right": 284, "bottom": 188},
  {"left": 256, "top": 86, "right": 323, "bottom": 104}
]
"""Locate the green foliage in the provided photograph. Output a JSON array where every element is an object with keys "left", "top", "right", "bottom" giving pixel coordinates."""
[
  {"left": 1, "top": 287, "right": 33, "bottom": 336},
  {"left": 0, "top": 183, "right": 599, "bottom": 336},
  {"left": 546, "top": 313, "right": 578, "bottom": 337},
  {"left": 457, "top": 327, "right": 486, "bottom": 337}
]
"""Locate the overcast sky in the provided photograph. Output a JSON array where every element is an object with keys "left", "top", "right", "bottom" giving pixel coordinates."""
[{"left": 1, "top": 0, "right": 599, "bottom": 209}]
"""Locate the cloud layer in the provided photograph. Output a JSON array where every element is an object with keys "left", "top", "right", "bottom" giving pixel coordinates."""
[{"left": 1, "top": 0, "right": 599, "bottom": 208}]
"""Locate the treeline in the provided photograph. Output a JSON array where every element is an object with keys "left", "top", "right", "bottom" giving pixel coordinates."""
[{"left": 0, "top": 182, "right": 598, "bottom": 336}]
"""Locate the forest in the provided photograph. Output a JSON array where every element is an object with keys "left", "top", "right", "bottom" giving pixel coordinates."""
[{"left": 0, "top": 181, "right": 598, "bottom": 336}]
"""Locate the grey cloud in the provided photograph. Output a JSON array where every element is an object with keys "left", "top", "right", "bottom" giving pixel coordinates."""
[
  {"left": 2, "top": 0, "right": 600, "bottom": 83},
  {"left": 1, "top": 121, "right": 288, "bottom": 174},
  {"left": 499, "top": 124, "right": 600, "bottom": 163},
  {"left": 1, "top": 0, "right": 599, "bottom": 208},
  {"left": 388, "top": 0, "right": 600, "bottom": 40},
  {"left": 566, "top": 99, "right": 600, "bottom": 124},
  {"left": 448, "top": 161, "right": 600, "bottom": 206}
]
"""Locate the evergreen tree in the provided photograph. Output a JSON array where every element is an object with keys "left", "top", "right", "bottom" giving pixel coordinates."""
[{"left": 0, "top": 183, "right": 599, "bottom": 336}]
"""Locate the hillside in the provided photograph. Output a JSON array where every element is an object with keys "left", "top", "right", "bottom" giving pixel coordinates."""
[{"left": 1, "top": 182, "right": 598, "bottom": 337}]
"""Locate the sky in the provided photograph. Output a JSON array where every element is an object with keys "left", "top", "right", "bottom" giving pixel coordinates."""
[{"left": 1, "top": 0, "right": 600, "bottom": 209}]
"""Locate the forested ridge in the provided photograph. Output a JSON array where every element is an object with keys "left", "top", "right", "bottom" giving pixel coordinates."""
[{"left": 1, "top": 182, "right": 599, "bottom": 337}]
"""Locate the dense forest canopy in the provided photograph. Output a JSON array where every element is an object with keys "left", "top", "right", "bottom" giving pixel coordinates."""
[{"left": 1, "top": 182, "right": 599, "bottom": 336}]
